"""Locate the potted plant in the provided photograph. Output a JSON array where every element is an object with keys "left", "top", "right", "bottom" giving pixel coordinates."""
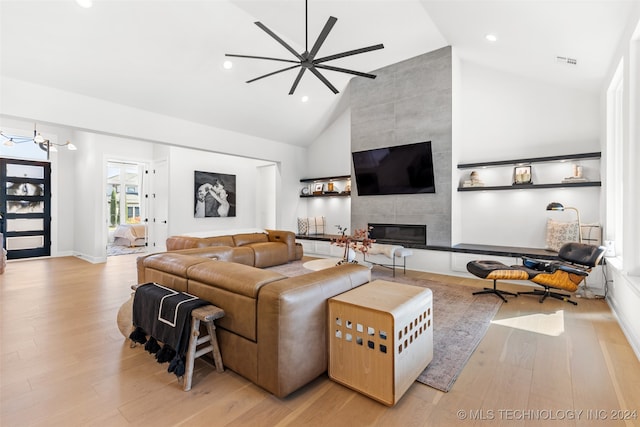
[{"left": 331, "top": 225, "right": 376, "bottom": 265}]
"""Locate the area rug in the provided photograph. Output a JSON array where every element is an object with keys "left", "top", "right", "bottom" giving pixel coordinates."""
[
  {"left": 107, "top": 244, "right": 147, "bottom": 257},
  {"left": 266, "top": 260, "right": 503, "bottom": 392}
]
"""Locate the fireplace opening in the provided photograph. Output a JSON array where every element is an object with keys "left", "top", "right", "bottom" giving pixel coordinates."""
[{"left": 368, "top": 223, "right": 426, "bottom": 246}]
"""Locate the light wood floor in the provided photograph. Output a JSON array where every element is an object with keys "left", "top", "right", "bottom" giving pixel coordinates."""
[{"left": 1, "top": 254, "right": 639, "bottom": 427}]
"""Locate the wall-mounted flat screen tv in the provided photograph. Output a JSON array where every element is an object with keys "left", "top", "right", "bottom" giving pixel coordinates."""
[{"left": 352, "top": 141, "right": 436, "bottom": 196}]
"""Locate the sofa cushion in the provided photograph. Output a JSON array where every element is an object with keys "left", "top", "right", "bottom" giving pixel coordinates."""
[
  {"left": 142, "top": 253, "right": 212, "bottom": 292},
  {"left": 198, "top": 235, "right": 235, "bottom": 247},
  {"left": 233, "top": 232, "right": 269, "bottom": 246},
  {"left": 187, "top": 261, "right": 286, "bottom": 341},
  {"left": 144, "top": 252, "right": 211, "bottom": 276},
  {"left": 249, "top": 242, "right": 289, "bottom": 268},
  {"left": 165, "top": 236, "right": 202, "bottom": 251}
]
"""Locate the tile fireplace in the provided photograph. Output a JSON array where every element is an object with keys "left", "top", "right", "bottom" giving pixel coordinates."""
[{"left": 368, "top": 223, "right": 426, "bottom": 247}]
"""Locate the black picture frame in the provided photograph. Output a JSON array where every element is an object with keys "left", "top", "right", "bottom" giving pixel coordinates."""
[
  {"left": 513, "top": 165, "right": 532, "bottom": 185},
  {"left": 194, "top": 171, "right": 236, "bottom": 217}
]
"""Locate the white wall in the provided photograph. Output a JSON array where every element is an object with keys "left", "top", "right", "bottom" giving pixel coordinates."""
[
  {"left": 1, "top": 77, "right": 308, "bottom": 261},
  {"left": 1, "top": 77, "right": 307, "bottom": 233},
  {"left": 73, "top": 130, "right": 154, "bottom": 262},
  {"left": 166, "top": 146, "right": 275, "bottom": 236},
  {"left": 600, "top": 7, "right": 640, "bottom": 360},
  {"left": 455, "top": 61, "right": 601, "bottom": 248},
  {"left": 300, "top": 109, "right": 352, "bottom": 234},
  {"left": 256, "top": 164, "right": 277, "bottom": 230}
]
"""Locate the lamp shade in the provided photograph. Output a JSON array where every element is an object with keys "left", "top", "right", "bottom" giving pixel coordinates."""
[
  {"left": 546, "top": 202, "right": 564, "bottom": 211},
  {"left": 33, "top": 133, "right": 46, "bottom": 143}
]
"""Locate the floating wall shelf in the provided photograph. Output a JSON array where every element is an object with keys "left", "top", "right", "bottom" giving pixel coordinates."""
[
  {"left": 457, "top": 152, "right": 601, "bottom": 192},
  {"left": 457, "top": 152, "right": 601, "bottom": 169}
]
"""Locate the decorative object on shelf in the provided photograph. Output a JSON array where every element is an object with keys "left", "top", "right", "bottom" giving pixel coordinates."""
[
  {"left": 461, "top": 170, "right": 484, "bottom": 187},
  {"left": 299, "top": 175, "right": 351, "bottom": 197},
  {"left": 546, "top": 202, "right": 581, "bottom": 242},
  {"left": 300, "top": 186, "right": 310, "bottom": 196},
  {"left": 1, "top": 123, "right": 77, "bottom": 160},
  {"left": 562, "top": 163, "right": 588, "bottom": 183},
  {"left": 194, "top": 170, "right": 236, "bottom": 218},
  {"left": 513, "top": 165, "right": 532, "bottom": 185},
  {"left": 225, "top": 0, "right": 384, "bottom": 95},
  {"left": 331, "top": 225, "right": 375, "bottom": 265}
]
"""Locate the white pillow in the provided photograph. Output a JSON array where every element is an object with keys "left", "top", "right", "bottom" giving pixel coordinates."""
[
  {"left": 297, "top": 216, "right": 326, "bottom": 235},
  {"left": 307, "top": 216, "right": 326, "bottom": 235},
  {"left": 546, "top": 219, "right": 580, "bottom": 252}
]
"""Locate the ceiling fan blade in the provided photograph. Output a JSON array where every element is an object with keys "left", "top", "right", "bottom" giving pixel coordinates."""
[
  {"left": 308, "top": 67, "right": 339, "bottom": 94},
  {"left": 308, "top": 16, "right": 337, "bottom": 60},
  {"left": 246, "top": 64, "right": 301, "bottom": 84},
  {"left": 255, "top": 21, "right": 304, "bottom": 61},
  {"left": 225, "top": 53, "right": 299, "bottom": 64},
  {"left": 314, "top": 44, "right": 384, "bottom": 64},
  {"left": 314, "top": 64, "right": 377, "bottom": 79},
  {"left": 289, "top": 68, "right": 307, "bottom": 95}
]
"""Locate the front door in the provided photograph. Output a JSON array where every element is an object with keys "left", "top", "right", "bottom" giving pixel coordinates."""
[{"left": 0, "top": 158, "right": 51, "bottom": 259}]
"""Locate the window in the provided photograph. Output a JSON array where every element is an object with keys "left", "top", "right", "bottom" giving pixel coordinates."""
[{"left": 605, "top": 60, "right": 624, "bottom": 258}]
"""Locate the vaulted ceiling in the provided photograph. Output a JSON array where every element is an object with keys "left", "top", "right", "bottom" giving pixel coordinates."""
[{"left": 1, "top": 1, "right": 636, "bottom": 146}]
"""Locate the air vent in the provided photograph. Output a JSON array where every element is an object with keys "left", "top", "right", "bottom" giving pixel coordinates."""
[{"left": 556, "top": 56, "right": 577, "bottom": 65}]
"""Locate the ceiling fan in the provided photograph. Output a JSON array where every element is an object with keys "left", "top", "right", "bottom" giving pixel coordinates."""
[{"left": 225, "top": 0, "right": 384, "bottom": 95}]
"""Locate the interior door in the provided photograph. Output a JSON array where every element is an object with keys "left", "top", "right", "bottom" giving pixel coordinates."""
[
  {"left": 149, "top": 159, "right": 169, "bottom": 252},
  {"left": 0, "top": 158, "right": 51, "bottom": 259}
]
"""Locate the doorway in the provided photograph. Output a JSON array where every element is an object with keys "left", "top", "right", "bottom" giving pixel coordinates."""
[
  {"left": 106, "top": 161, "right": 147, "bottom": 256},
  {"left": 0, "top": 158, "right": 51, "bottom": 259}
]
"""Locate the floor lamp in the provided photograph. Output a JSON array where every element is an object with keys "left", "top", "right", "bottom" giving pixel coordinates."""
[{"left": 546, "top": 202, "right": 597, "bottom": 298}]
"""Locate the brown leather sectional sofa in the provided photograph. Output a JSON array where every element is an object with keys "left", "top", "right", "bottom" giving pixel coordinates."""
[
  {"left": 165, "top": 229, "right": 303, "bottom": 268},
  {"left": 136, "top": 230, "right": 371, "bottom": 397}
]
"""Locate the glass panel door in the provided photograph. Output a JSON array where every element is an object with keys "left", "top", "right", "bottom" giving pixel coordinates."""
[{"left": 0, "top": 158, "right": 51, "bottom": 259}]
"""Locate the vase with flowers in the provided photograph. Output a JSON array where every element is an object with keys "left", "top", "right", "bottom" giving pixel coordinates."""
[{"left": 331, "top": 225, "right": 376, "bottom": 265}]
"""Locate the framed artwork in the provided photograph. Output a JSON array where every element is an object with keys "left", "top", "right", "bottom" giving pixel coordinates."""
[
  {"left": 194, "top": 171, "right": 236, "bottom": 218},
  {"left": 314, "top": 183, "right": 323, "bottom": 194},
  {"left": 513, "top": 166, "right": 532, "bottom": 185}
]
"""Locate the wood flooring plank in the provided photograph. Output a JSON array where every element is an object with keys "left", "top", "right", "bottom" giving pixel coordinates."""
[{"left": 1, "top": 255, "right": 639, "bottom": 427}]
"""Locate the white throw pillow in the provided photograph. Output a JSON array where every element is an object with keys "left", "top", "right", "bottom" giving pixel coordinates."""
[
  {"left": 546, "top": 218, "right": 580, "bottom": 252},
  {"left": 307, "top": 216, "right": 326, "bottom": 235}
]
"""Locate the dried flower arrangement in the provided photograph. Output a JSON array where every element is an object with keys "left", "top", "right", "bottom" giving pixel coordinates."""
[{"left": 331, "top": 225, "right": 376, "bottom": 264}]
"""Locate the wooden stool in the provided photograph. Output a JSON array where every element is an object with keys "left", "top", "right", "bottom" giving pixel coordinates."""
[{"left": 183, "top": 305, "right": 225, "bottom": 391}]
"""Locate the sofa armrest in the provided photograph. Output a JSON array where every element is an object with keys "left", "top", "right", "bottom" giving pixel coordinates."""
[
  {"left": 256, "top": 263, "right": 370, "bottom": 397},
  {"left": 266, "top": 229, "right": 299, "bottom": 261}
]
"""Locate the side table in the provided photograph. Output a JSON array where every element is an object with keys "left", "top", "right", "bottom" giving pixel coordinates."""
[{"left": 328, "top": 279, "right": 433, "bottom": 406}]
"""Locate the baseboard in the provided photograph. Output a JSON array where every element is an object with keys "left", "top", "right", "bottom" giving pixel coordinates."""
[
  {"left": 605, "top": 262, "right": 640, "bottom": 361},
  {"left": 73, "top": 252, "right": 107, "bottom": 264}
]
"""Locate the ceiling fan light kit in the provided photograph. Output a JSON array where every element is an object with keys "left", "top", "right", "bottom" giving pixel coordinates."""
[{"left": 226, "top": 0, "right": 384, "bottom": 95}]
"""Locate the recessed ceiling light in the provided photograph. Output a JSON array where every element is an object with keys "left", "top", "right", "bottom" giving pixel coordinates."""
[
  {"left": 485, "top": 34, "right": 498, "bottom": 42},
  {"left": 301, "top": 96, "right": 309, "bottom": 103},
  {"left": 223, "top": 60, "right": 233, "bottom": 70},
  {"left": 76, "top": 0, "right": 93, "bottom": 8}
]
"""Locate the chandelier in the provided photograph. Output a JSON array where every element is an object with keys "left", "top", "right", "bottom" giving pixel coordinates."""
[{"left": 0, "top": 124, "right": 76, "bottom": 158}]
